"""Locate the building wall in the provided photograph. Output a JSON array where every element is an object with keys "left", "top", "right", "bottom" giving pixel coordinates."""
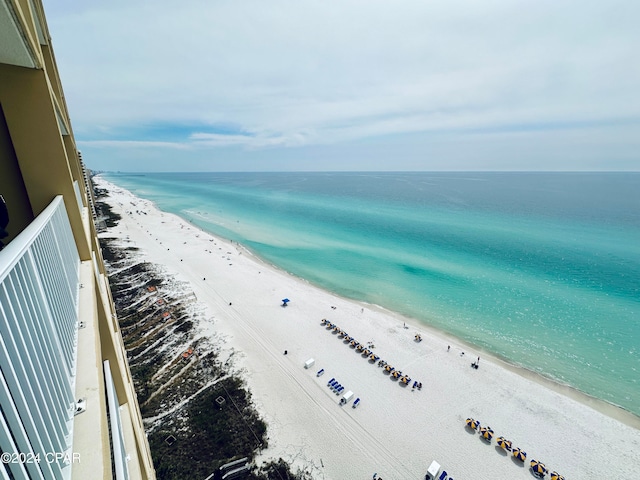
[{"left": 0, "top": 0, "right": 155, "bottom": 478}]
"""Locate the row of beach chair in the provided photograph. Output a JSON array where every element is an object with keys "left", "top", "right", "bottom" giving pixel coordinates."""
[{"left": 320, "top": 319, "right": 421, "bottom": 390}]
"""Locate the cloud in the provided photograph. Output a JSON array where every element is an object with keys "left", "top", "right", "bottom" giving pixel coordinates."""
[
  {"left": 78, "top": 140, "right": 189, "bottom": 149},
  {"left": 46, "top": 0, "right": 640, "bottom": 170}
]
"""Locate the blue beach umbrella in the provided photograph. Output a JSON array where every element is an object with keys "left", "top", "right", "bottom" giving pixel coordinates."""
[
  {"left": 281, "top": 298, "right": 290, "bottom": 304},
  {"left": 497, "top": 437, "right": 512, "bottom": 451},
  {"left": 480, "top": 426, "right": 494, "bottom": 441},
  {"left": 512, "top": 447, "right": 527, "bottom": 462},
  {"left": 466, "top": 418, "right": 480, "bottom": 430},
  {"left": 530, "top": 459, "right": 547, "bottom": 477}
]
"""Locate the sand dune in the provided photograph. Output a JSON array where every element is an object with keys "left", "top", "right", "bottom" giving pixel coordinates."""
[{"left": 97, "top": 177, "right": 639, "bottom": 480}]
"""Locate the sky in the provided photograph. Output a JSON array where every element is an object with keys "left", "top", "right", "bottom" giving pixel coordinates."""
[{"left": 46, "top": 0, "right": 640, "bottom": 172}]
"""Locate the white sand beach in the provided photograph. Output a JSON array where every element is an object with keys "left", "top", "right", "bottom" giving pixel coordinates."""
[{"left": 96, "top": 178, "right": 640, "bottom": 480}]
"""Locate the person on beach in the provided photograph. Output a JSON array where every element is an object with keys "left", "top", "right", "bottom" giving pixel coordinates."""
[{"left": 447, "top": 345, "right": 450, "bottom": 352}]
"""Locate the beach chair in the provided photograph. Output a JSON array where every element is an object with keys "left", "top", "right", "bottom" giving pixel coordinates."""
[
  {"left": 316, "top": 369, "right": 324, "bottom": 377},
  {"left": 352, "top": 398, "right": 360, "bottom": 408},
  {"left": 327, "top": 378, "right": 335, "bottom": 386},
  {"left": 438, "top": 471, "right": 448, "bottom": 480}
]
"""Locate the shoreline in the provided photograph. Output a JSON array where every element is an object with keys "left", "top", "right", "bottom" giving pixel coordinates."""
[
  {"left": 343, "top": 296, "right": 640, "bottom": 430},
  {"left": 146, "top": 186, "right": 640, "bottom": 430},
  {"left": 96, "top": 176, "right": 640, "bottom": 479}
]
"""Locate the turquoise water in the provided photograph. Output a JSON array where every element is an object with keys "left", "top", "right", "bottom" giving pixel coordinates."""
[{"left": 104, "top": 172, "right": 640, "bottom": 416}]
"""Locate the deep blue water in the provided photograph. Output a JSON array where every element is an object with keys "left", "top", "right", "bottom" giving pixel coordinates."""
[{"left": 104, "top": 172, "right": 640, "bottom": 416}]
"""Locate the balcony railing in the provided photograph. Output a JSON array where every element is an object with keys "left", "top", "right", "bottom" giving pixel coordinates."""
[
  {"left": 0, "top": 196, "right": 80, "bottom": 480},
  {"left": 104, "top": 360, "right": 130, "bottom": 480}
]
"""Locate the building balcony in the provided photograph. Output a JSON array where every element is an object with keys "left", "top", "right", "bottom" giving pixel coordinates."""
[{"left": 0, "top": 196, "right": 138, "bottom": 479}]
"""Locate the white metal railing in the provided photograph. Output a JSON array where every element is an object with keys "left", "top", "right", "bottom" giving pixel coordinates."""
[
  {"left": 104, "top": 360, "right": 130, "bottom": 480},
  {"left": 0, "top": 196, "right": 80, "bottom": 480}
]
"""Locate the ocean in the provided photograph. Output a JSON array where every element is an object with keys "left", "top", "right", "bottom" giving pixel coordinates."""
[{"left": 103, "top": 172, "right": 640, "bottom": 416}]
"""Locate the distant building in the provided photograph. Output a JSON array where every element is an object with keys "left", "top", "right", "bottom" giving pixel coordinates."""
[{"left": 0, "top": 1, "right": 155, "bottom": 479}]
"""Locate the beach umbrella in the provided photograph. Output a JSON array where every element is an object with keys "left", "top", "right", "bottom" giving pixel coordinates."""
[
  {"left": 550, "top": 472, "right": 564, "bottom": 480},
  {"left": 530, "top": 460, "right": 547, "bottom": 477},
  {"left": 480, "top": 426, "right": 494, "bottom": 441},
  {"left": 466, "top": 418, "right": 480, "bottom": 430},
  {"left": 282, "top": 298, "right": 290, "bottom": 304},
  {"left": 496, "top": 437, "right": 512, "bottom": 451},
  {"left": 512, "top": 447, "right": 527, "bottom": 462}
]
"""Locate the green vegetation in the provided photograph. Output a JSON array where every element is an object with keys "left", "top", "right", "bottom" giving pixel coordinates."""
[{"left": 149, "top": 377, "right": 267, "bottom": 479}]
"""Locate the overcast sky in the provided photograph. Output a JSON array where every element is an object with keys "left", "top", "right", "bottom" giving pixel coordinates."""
[{"left": 46, "top": 0, "right": 640, "bottom": 172}]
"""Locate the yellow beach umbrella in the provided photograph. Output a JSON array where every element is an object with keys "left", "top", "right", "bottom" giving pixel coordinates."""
[
  {"left": 465, "top": 418, "right": 480, "bottom": 430},
  {"left": 550, "top": 472, "right": 564, "bottom": 480},
  {"left": 479, "top": 426, "right": 494, "bottom": 441},
  {"left": 512, "top": 447, "right": 527, "bottom": 462},
  {"left": 496, "top": 436, "right": 512, "bottom": 451},
  {"left": 530, "top": 459, "right": 547, "bottom": 477}
]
